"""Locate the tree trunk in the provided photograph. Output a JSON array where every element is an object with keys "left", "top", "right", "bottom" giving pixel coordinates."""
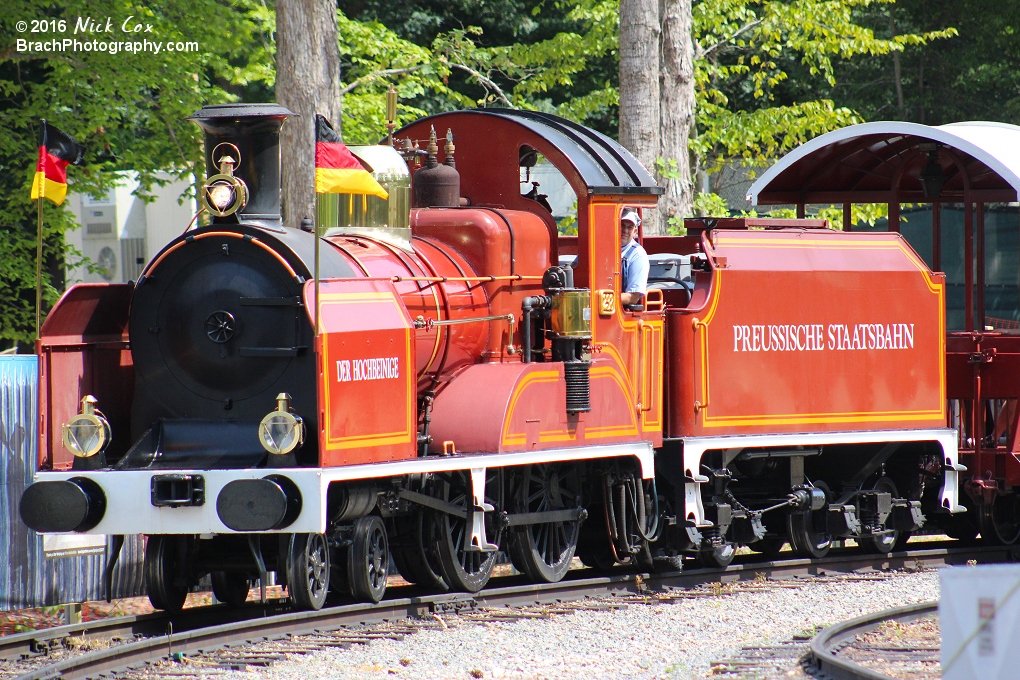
[
  {"left": 276, "top": 0, "right": 342, "bottom": 228},
  {"left": 619, "top": 0, "right": 661, "bottom": 232},
  {"left": 658, "top": 0, "right": 695, "bottom": 233},
  {"left": 890, "top": 15, "right": 904, "bottom": 118}
]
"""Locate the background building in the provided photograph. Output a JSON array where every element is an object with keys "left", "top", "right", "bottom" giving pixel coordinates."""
[{"left": 64, "top": 173, "right": 196, "bottom": 284}]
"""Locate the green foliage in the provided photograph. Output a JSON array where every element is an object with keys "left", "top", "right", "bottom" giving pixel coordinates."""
[
  {"left": 336, "top": 11, "right": 451, "bottom": 143},
  {"left": 0, "top": 0, "right": 273, "bottom": 346},
  {"left": 337, "top": 0, "right": 620, "bottom": 142},
  {"left": 751, "top": 202, "right": 889, "bottom": 228},
  {"left": 339, "top": 0, "right": 621, "bottom": 135},
  {"left": 814, "top": 203, "right": 889, "bottom": 228},
  {"left": 693, "top": 191, "right": 730, "bottom": 218},
  {"left": 822, "top": 0, "right": 1020, "bottom": 125},
  {"left": 692, "top": 0, "right": 955, "bottom": 169},
  {"left": 557, "top": 201, "right": 579, "bottom": 235},
  {"left": 696, "top": 100, "right": 863, "bottom": 173}
]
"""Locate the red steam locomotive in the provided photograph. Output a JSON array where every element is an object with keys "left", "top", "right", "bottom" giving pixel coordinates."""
[{"left": 19, "top": 104, "right": 963, "bottom": 611}]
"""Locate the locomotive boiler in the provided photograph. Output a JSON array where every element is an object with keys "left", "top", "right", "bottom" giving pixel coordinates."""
[{"left": 19, "top": 104, "right": 964, "bottom": 612}]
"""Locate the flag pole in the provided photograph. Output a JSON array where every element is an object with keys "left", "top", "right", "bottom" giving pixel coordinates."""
[
  {"left": 314, "top": 203, "right": 320, "bottom": 340},
  {"left": 34, "top": 196, "right": 43, "bottom": 341}
]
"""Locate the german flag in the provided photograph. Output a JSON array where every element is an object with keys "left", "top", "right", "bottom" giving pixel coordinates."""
[
  {"left": 30, "top": 120, "right": 84, "bottom": 205},
  {"left": 314, "top": 114, "right": 388, "bottom": 199}
]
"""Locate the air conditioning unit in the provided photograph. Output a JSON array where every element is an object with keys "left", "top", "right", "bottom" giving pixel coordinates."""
[{"left": 65, "top": 173, "right": 195, "bottom": 285}]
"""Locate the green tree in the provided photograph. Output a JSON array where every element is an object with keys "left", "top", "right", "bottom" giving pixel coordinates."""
[
  {"left": 338, "top": 0, "right": 621, "bottom": 136},
  {"left": 338, "top": 0, "right": 954, "bottom": 227},
  {"left": 823, "top": 0, "right": 1020, "bottom": 125},
  {"left": 0, "top": 0, "right": 273, "bottom": 347},
  {"left": 690, "top": 0, "right": 955, "bottom": 207}
]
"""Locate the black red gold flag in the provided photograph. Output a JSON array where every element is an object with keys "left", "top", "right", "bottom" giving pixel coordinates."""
[
  {"left": 30, "top": 120, "right": 84, "bottom": 205},
  {"left": 314, "top": 114, "right": 388, "bottom": 199}
]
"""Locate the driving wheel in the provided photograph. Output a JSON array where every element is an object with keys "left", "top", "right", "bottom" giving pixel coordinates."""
[
  {"left": 506, "top": 465, "right": 583, "bottom": 583},
  {"left": 432, "top": 471, "right": 501, "bottom": 593},
  {"left": 388, "top": 511, "right": 447, "bottom": 590}
]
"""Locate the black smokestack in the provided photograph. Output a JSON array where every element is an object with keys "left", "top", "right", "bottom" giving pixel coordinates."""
[{"left": 188, "top": 103, "right": 295, "bottom": 227}]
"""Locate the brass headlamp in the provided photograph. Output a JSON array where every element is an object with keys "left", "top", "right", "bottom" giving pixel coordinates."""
[
  {"left": 62, "top": 395, "right": 111, "bottom": 459},
  {"left": 200, "top": 143, "right": 249, "bottom": 217},
  {"left": 258, "top": 393, "right": 304, "bottom": 456}
]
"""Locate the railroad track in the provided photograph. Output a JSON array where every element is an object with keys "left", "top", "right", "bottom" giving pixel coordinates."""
[
  {"left": 6, "top": 542, "right": 1012, "bottom": 680},
  {"left": 807, "top": 601, "right": 939, "bottom": 680}
]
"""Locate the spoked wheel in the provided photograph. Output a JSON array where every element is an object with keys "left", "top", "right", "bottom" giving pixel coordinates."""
[
  {"left": 433, "top": 471, "right": 501, "bottom": 593},
  {"left": 211, "top": 572, "right": 250, "bottom": 608},
  {"left": 861, "top": 477, "right": 900, "bottom": 554},
  {"left": 979, "top": 492, "right": 1020, "bottom": 545},
  {"left": 387, "top": 513, "right": 447, "bottom": 590},
  {"left": 287, "top": 533, "right": 330, "bottom": 610},
  {"left": 506, "top": 465, "right": 583, "bottom": 583},
  {"left": 347, "top": 516, "right": 389, "bottom": 603},
  {"left": 698, "top": 541, "right": 736, "bottom": 568},
  {"left": 144, "top": 535, "right": 189, "bottom": 613},
  {"left": 788, "top": 481, "right": 832, "bottom": 559}
]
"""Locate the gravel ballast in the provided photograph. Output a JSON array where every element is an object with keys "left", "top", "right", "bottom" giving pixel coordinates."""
[{"left": 223, "top": 569, "right": 940, "bottom": 680}]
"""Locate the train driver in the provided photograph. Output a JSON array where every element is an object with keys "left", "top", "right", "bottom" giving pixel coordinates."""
[{"left": 620, "top": 207, "right": 649, "bottom": 308}]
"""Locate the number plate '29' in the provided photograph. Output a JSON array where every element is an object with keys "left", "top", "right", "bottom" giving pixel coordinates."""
[{"left": 597, "top": 289, "right": 616, "bottom": 315}]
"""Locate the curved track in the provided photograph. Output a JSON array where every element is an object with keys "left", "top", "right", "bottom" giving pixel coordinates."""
[
  {"left": 8, "top": 542, "right": 1011, "bottom": 680},
  {"left": 808, "top": 601, "right": 938, "bottom": 680}
]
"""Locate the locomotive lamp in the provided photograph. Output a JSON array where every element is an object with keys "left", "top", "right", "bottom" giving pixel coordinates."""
[
  {"left": 200, "top": 143, "right": 249, "bottom": 217},
  {"left": 63, "top": 395, "right": 111, "bottom": 470},
  {"left": 258, "top": 393, "right": 305, "bottom": 461}
]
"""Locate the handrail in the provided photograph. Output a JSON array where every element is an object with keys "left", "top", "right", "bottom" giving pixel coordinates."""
[
  {"left": 644, "top": 288, "right": 664, "bottom": 312},
  {"left": 413, "top": 313, "right": 515, "bottom": 330},
  {"left": 692, "top": 317, "right": 709, "bottom": 413},
  {"left": 390, "top": 275, "right": 542, "bottom": 283},
  {"left": 640, "top": 322, "right": 652, "bottom": 412},
  {"left": 142, "top": 231, "right": 301, "bottom": 283}
]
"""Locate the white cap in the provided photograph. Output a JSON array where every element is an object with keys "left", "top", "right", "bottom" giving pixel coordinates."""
[{"left": 621, "top": 208, "right": 641, "bottom": 227}]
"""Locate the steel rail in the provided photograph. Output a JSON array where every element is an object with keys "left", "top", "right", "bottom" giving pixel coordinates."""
[
  {"left": 807, "top": 600, "right": 938, "bottom": 680},
  {"left": 11, "top": 543, "right": 1012, "bottom": 680},
  {"left": 0, "top": 600, "right": 294, "bottom": 661}
]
